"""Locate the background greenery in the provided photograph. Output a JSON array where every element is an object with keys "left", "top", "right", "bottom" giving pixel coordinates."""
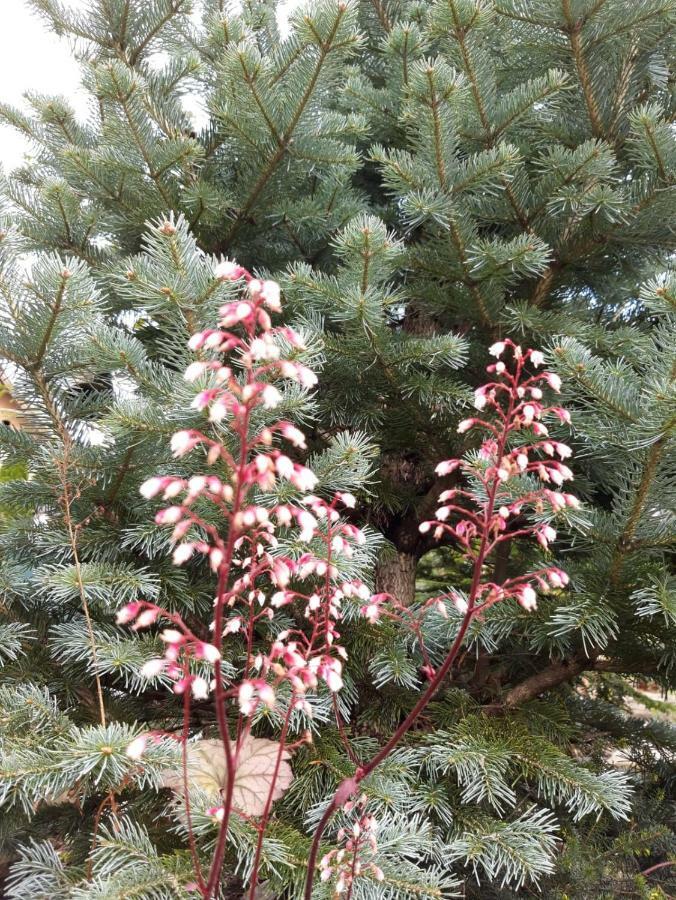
[{"left": 0, "top": 0, "right": 674, "bottom": 896}]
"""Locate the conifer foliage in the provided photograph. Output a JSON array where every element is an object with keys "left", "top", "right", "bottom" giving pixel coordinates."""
[{"left": 0, "top": 0, "right": 674, "bottom": 897}]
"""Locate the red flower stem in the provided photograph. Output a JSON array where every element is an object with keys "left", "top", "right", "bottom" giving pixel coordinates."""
[
  {"left": 204, "top": 382, "right": 254, "bottom": 899},
  {"left": 344, "top": 841, "right": 360, "bottom": 900},
  {"left": 235, "top": 606, "right": 256, "bottom": 749},
  {"left": 203, "top": 568, "right": 237, "bottom": 899},
  {"left": 303, "top": 376, "right": 519, "bottom": 900},
  {"left": 181, "top": 659, "right": 206, "bottom": 892},
  {"left": 248, "top": 699, "right": 295, "bottom": 899},
  {"left": 332, "top": 693, "right": 359, "bottom": 765}
]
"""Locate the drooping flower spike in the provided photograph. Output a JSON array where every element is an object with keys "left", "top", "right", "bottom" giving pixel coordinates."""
[
  {"left": 121, "top": 267, "right": 373, "bottom": 719},
  {"left": 420, "top": 340, "right": 577, "bottom": 614},
  {"left": 319, "top": 794, "right": 384, "bottom": 894}
]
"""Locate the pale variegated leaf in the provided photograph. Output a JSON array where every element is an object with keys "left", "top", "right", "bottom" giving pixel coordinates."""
[{"left": 164, "top": 736, "right": 293, "bottom": 816}]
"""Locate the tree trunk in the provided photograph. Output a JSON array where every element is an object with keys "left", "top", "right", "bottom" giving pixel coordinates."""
[{"left": 375, "top": 552, "right": 418, "bottom": 606}]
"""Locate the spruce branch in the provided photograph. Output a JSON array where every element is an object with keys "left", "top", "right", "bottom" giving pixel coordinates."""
[{"left": 562, "top": 0, "right": 604, "bottom": 138}]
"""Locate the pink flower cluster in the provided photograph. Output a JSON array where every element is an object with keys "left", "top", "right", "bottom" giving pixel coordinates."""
[
  {"left": 117, "top": 265, "right": 377, "bottom": 728},
  {"left": 320, "top": 794, "right": 384, "bottom": 894},
  {"left": 421, "top": 339, "right": 577, "bottom": 613}
]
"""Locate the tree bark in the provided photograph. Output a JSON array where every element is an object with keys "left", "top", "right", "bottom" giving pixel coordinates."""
[
  {"left": 375, "top": 551, "right": 418, "bottom": 606},
  {"left": 500, "top": 654, "right": 659, "bottom": 709},
  {"left": 502, "top": 657, "right": 587, "bottom": 708}
]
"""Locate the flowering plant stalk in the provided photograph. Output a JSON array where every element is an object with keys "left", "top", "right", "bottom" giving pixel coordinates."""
[
  {"left": 116, "top": 260, "right": 578, "bottom": 900},
  {"left": 302, "top": 339, "right": 579, "bottom": 898},
  {"left": 117, "top": 263, "right": 371, "bottom": 898}
]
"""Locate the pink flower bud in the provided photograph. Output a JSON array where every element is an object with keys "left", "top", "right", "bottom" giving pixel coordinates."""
[
  {"left": 214, "top": 260, "right": 245, "bottom": 280},
  {"left": 160, "top": 629, "right": 184, "bottom": 644},
  {"left": 452, "top": 593, "right": 469, "bottom": 614},
  {"left": 276, "top": 505, "right": 293, "bottom": 526},
  {"left": 209, "top": 547, "right": 224, "bottom": 571},
  {"left": 261, "top": 384, "right": 282, "bottom": 408},
  {"left": 275, "top": 455, "right": 293, "bottom": 479},
  {"left": 204, "top": 330, "right": 227, "bottom": 349},
  {"left": 140, "top": 477, "right": 164, "bottom": 499},
  {"left": 474, "top": 388, "right": 487, "bottom": 410},
  {"left": 170, "top": 430, "right": 200, "bottom": 457},
  {"left": 260, "top": 280, "right": 282, "bottom": 311},
  {"left": 171, "top": 521, "right": 191, "bottom": 541},
  {"left": 518, "top": 585, "right": 537, "bottom": 611},
  {"left": 280, "top": 361, "right": 317, "bottom": 387},
  {"left": 133, "top": 608, "right": 159, "bottom": 629},
  {"left": 291, "top": 466, "right": 318, "bottom": 492},
  {"left": 297, "top": 365, "right": 318, "bottom": 387},
  {"left": 184, "top": 361, "right": 208, "bottom": 382},
  {"left": 156, "top": 506, "right": 183, "bottom": 525},
  {"left": 191, "top": 676, "right": 210, "bottom": 700},
  {"left": 141, "top": 658, "right": 165, "bottom": 678},
  {"left": 272, "top": 559, "right": 292, "bottom": 587},
  {"left": 457, "top": 418, "right": 475, "bottom": 434},
  {"left": 325, "top": 669, "right": 344, "bottom": 692},
  {"left": 258, "top": 683, "right": 276, "bottom": 707},
  {"left": 280, "top": 422, "right": 307, "bottom": 448},
  {"left": 238, "top": 681, "right": 255, "bottom": 714},
  {"left": 172, "top": 543, "right": 195, "bottom": 565},
  {"left": 546, "top": 491, "right": 566, "bottom": 510},
  {"left": 545, "top": 372, "right": 562, "bottom": 392},
  {"left": 362, "top": 603, "right": 380, "bottom": 624},
  {"left": 116, "top": 602, "right": 142, "bottom": 625},
  {"left": 164, "top": 480, "right": 184, "bottom": 499},
  {"left": 298, "top": 511, "right": 317, "bottom": 542},
  {"left": 435, "top": 459, "right": 460, "bottom": 476},
  {"left": 199, "top": 642, "right": 221, "bottom": 663},
  {"left": 188, "top": 331, "right": 207, "bottom": 350}
]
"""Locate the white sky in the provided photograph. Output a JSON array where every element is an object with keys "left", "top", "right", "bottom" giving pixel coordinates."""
[
  {"left": 0, "top": 1, "right": 298, "bottom": 173},
  {"left": 0, "top": 1, "right": 88, "bottom": 171}
]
